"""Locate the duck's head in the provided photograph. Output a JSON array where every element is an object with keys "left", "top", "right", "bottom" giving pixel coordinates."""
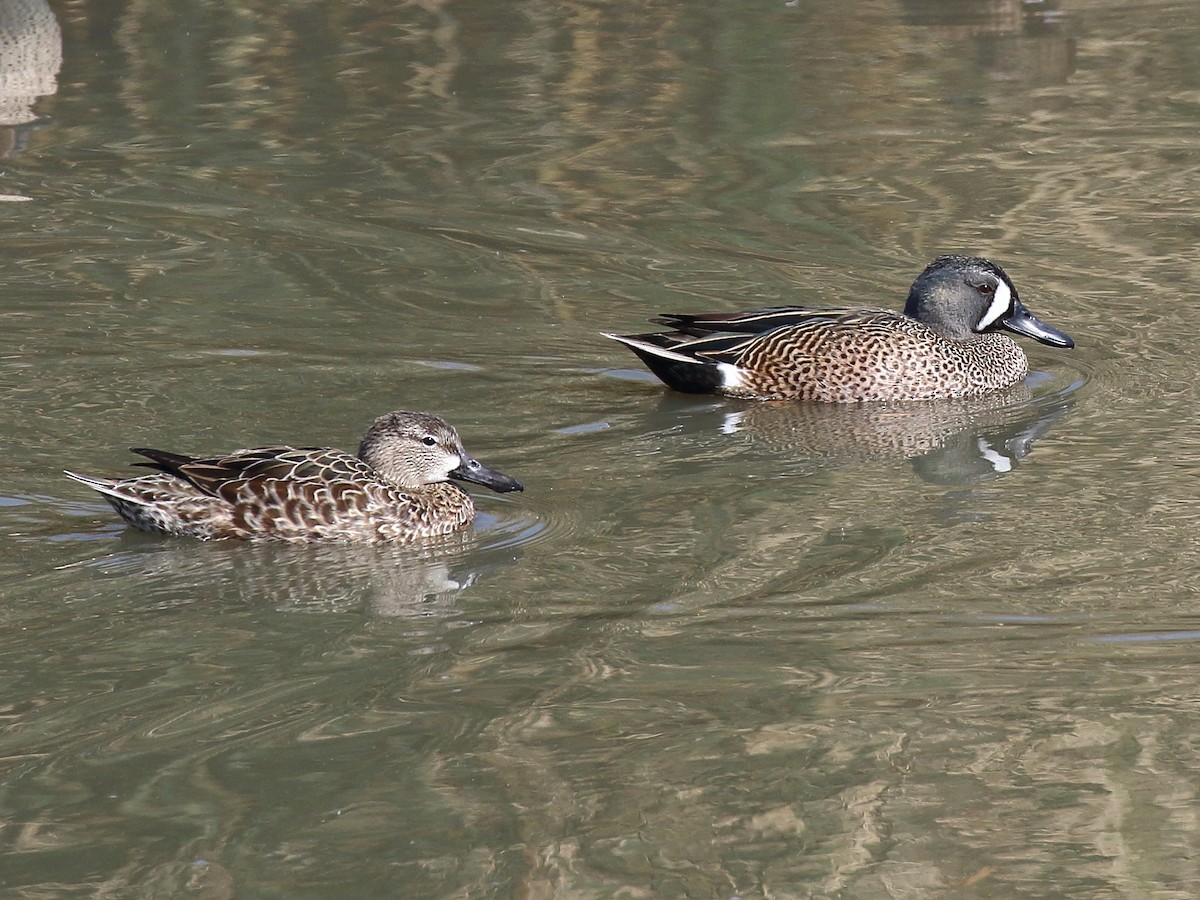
[
  {"left": 904, "top": 255, "right": 1074, "bottom": 348},
  {"left": 358, "top": 411, "right": 524, "bottom": 493}
]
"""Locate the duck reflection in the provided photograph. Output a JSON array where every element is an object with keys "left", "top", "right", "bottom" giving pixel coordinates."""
[
  {"left": 661, "top": 385, "right": 1074, "bottom": 486},
  {"left": 901, "top": 0, "right": 1075, "bottom": 86},
  {"left": 74, "top": 532, "right": 521, "bottom": 618},
  {"left": 0, "top": 0, "right": 60, "bottom": 157}
]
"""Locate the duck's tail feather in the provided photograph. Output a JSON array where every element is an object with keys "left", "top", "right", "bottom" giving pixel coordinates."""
[
  {"left": 602, "top": 332, "right": 726, "bottom": 394},
  {"left": 63, "top": 469, "right": 136, "bottom": 501}
]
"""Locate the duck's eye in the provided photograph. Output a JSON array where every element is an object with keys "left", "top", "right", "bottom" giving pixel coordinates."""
[
  {"left": 977, "top": 283, "right": 995, "bottom": 295},
  {"left": 421, "top": 436, "right": 437, "bottom": 446}
]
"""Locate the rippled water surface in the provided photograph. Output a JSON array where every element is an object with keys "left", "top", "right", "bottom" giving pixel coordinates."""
[{"left": 4, "top": 0, "right": 1200, "bottom": 896}]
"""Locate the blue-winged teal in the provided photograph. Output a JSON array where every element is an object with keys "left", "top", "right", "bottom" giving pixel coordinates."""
[
  {"left": 604, "top": 255, "right": 1074, "bottom": 402},
  {"left": 65, "top": 411, "right": 523, "bottom": 542}
]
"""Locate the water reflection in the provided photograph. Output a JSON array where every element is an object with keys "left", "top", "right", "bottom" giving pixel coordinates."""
[
  {"left": 626, "top": 378, "right": 1076, "bottom": 485},
  {"left": 61, "top": 517, "right": 536, "bottom": 617},
  {"left": 12, "top": 0, "right": 1200, "bottom": 895},
  {"left": 901, "top": 0, "right": 1075, "bottom": 86},
  {"left": 0, "top": 0, "right": 59, "bottom": 157}
]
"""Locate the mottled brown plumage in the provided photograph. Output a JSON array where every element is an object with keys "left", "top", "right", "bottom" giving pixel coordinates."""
[
  {"left": 605, "top": 256, "right": 1074, "bottom": 402},
  {"left": 65, "top": 411, "right": 523, "bottom": 543}
]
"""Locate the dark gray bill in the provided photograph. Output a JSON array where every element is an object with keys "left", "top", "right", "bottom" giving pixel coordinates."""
[
  {"left": 451, "top": 454, "right": 524, "bottom": 493},
  {"left": 1000, "top": 299, "right": 1074, "bottom": 349}
]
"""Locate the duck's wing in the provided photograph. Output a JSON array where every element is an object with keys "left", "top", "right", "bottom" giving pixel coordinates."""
[
  {"left": 654, "top": 306, "right": 898, "bottom": 337},
  {"left": 130, "top": 446, "right": 376, "bottom": 499},
  {"left": 133, "top": 446, "right": 396, "bottom": 537},
  {"left": 631, "top": 308, "right": 901, "bottom": 364}
]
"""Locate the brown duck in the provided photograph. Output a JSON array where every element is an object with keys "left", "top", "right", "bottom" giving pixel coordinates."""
[
  {"left": 65, "top": 411, "right": 523, "bottom": 542},
  {"left": 605, "top": 256, "right": 1074, "bottom": 402}
]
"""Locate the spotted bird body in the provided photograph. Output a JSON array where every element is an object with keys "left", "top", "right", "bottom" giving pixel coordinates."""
[
  {"left": 65, "top": 412, "right": 523, "bottom": 543},
  {"left": 688, "top": 307, "right": 1031, "bottom": 402},
  {"left": 605, "top": 256, "right": 1074, "bottom": 403}
]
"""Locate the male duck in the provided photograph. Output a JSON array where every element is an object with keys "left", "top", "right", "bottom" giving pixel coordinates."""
[
  {"left": 604, "top": 255, "right": 1074, "bottom": 402},
  {"left": 65, "top": 410, "right": 523, "bottom": 542}
]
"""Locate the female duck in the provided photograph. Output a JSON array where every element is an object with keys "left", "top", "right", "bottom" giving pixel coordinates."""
[
  {"left": 65, "top": 411, "right": 523, "bottom": 542},
  {"left": 605, "top": 255, "right": 1074, "bottom": 402}
]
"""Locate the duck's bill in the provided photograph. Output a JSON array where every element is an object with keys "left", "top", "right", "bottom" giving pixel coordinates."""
[
  {"left": 1000, "top": 300, "right": 1075, "bottom": 349},
  {"left": 452, "top": 455, "right": 524, "bottom": 493}
]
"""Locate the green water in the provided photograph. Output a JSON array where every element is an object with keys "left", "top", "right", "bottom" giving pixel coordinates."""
[{"left": 3, "top": 0, "right": 1199, "bottom": 896}]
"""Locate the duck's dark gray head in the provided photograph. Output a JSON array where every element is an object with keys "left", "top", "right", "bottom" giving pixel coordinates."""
[
  {"left": 903, "top": 255, "right": 1074, "bottom": 349},
  {"left": 358, "top": 411, "right": 523, "bottom": 493}
]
